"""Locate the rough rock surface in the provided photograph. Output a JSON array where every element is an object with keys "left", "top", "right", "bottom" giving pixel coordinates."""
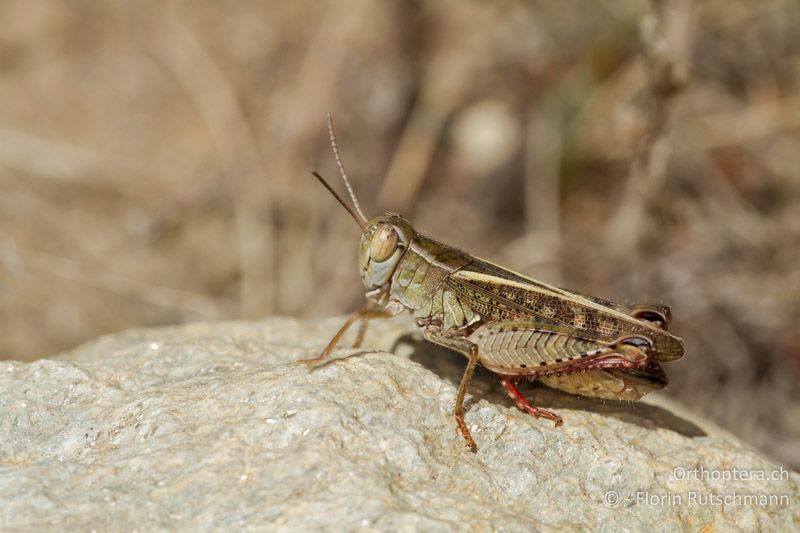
[{"left": 1, "top": 317, "right": 798, "bottom": 531}]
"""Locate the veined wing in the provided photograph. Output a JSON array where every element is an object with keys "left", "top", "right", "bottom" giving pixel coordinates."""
[
  {"left": 447, "top": 257, "right": 684, "bottom": 362},
  {"left": 569, "top": 291, "right": 672, "bottom": 330}
]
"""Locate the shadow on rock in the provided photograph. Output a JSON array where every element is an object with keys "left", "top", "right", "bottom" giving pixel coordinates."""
[{"left": 392, "top": 333, "right": 706, "bottom": 439}]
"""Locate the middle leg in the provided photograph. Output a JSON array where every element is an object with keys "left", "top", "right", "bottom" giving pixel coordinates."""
[
  {"left": 453, "top": 343, "right": 480, "bottom": 450},
  {"left": 421, "top": 332, "right": 483, "bottom": 450}
]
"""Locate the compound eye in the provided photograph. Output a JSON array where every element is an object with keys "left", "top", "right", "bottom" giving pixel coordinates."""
[
  {"left": 619, "top": 335, "right": 654, "bottom": 350},
  {"left": 370, "top": 224, "right": 398, "bottom": 262},
  {"left": 632, "top": 310, "right": 667, "bottom": 329}
]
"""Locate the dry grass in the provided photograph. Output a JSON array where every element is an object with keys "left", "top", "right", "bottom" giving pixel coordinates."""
[{"left": 1, "top": 0, "right": 798, "bottom": 468}]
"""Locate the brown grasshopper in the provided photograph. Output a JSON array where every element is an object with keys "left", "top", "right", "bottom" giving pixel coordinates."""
[{"left": 301, "top": 115, "right": 685, "bottom": 449}]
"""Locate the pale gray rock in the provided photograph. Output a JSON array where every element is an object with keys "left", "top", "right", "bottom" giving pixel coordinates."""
[{"left": 1, "top": 317, "right": 798, "bottom": 531}]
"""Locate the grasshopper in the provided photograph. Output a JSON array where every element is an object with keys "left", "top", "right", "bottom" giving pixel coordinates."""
[{"left": 301, "top": 115, "right": 685, "bottom": 449}]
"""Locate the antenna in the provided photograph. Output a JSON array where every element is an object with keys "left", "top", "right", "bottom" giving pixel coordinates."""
[
  {"left": 311, "top": 171, "right": 366, "bottom": 230},
  {"left": 327, "top": 113, "right": 368, "bottom": 224}
]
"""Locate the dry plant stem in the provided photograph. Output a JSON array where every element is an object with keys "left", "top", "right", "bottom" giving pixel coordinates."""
[
  {"left": 271, "top": 5, "right": 355, "bottom": 316},
  {"left": 525, "top": 101, "right": 563, "bottom": 239},
  {"left": 376, "top": 55, "right": 467, "bottom": 213},
  {"left": 0, "top": 127, "right": 186, "bottom": 195},
  {"left": 376, "top": 103, "right": 452, "bottom": 213},
  {"left": 144, "top": 9, "right": 274, "bottom": 318},
  {"left": 521, "top": 99, "right": 564, "bottom": 283},
  {"left": 605, "top": 0, "right": 693, "bottom": 252},
  {"left": 24, "top": 247, "right": 223, "bottom": 318},
  {"left": 676, "top": 94, "right": 800, "bottom": 152}
]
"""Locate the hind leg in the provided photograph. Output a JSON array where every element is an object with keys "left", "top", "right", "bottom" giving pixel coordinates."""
[{"left": 500, "top": 378, "right": 563, "bottom": 427}]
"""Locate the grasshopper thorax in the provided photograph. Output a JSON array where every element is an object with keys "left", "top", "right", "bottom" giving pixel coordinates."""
[{"left": 358, "top": 213, "right": 414, "bottom": 291}]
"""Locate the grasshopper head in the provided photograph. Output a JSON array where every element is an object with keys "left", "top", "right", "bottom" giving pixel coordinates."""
[
  {"left": 358, "top": 213, "right": 414, "bottom": 291},
  {"left": 311, "top": 116, "right": 413, "bottom": 292}
]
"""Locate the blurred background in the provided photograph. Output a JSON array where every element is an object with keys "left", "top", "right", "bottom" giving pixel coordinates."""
[{"left": 1, "top": 0, "right": 798, "bottom": 468}]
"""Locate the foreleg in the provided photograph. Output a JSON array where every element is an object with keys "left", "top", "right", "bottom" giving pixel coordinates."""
[{"left": 297, "top": 307, "right": 393, "bottom": 367}]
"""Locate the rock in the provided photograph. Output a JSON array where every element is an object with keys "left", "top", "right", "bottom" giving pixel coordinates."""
[{"left": 1, "top": 316, "right": 798, "bottom": 530}]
